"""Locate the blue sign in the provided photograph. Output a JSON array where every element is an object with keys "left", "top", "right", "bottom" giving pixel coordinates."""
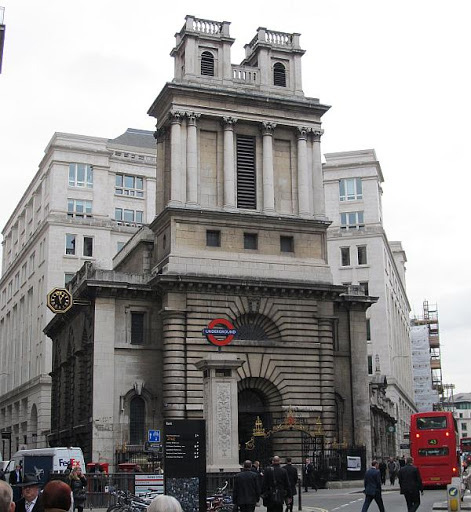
[{"left": 148, "top": 429, "right": 161, "bottom": 443}]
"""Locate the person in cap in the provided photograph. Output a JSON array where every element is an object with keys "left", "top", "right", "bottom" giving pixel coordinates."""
[
  {"left": 0, "top": 480, "right": 15, "bottom": 512},
  {"left": 14, "top": 474, "right": 44, "bottom": 512}
]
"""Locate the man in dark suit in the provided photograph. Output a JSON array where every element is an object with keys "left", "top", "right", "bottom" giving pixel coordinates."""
[
  {"left": 13, "top": 474, "right": 43, "bottom": 512},
  {"left": 261, "top": 456, "right": 292, "bottom": 512},
  {"left": 361, "top": 460, "right": 385, "bottom": 512},
  {"left": 9, "top": 465, "right": 23, "bottom": 503},
  {"left": 233, "top": 460, "right": 261, "bottom": 512},
  {"left": 398, "top": 456, "right": 423, "bottom": 512},
  {"left": 303, "top": 458, "right": 314, "bottom": 492},
  {"left": 283, "top": 458, "right": 298, "bottom": 512}
]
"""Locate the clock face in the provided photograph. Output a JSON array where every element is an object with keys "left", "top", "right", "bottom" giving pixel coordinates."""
[{"left": 47, "top": 288, "right": 73, "bottom": 313}]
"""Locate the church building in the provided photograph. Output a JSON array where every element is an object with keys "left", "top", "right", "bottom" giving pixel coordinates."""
[{"left": 45, "top": 16, "right": 374, "bottom": 471}]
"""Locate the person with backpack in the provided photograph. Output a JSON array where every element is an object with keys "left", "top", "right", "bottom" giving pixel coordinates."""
[{"left": 261, "top": 456, "right": 292, "bottom": 512}]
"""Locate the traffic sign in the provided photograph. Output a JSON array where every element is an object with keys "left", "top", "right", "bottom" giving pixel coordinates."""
[
  {"left": 387, "top": 425, "right": 396, "bottom": 433},
  {"left": 148, "top": 429, "right": 161, "bottom": 443}
]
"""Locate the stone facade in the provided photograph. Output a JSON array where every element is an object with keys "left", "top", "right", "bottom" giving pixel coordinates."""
[
  {"left": 0, "top": 129, "right": 156, "bottom": 454},
  {"left": 323, "top": 149, "right": 416, "bottom": 458},
  {"left": 45, "top": 17, "right": 374, "bottom": 470}
]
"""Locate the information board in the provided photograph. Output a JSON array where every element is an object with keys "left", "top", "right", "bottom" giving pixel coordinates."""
[
  {"left": 164, "top": 419, "right": 206, "bottom": 512},
  {"left": 134, "top": 474, "right": 164, "bottom": 496}
]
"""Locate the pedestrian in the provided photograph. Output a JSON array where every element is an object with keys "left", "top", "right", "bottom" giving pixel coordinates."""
[
  {"left": 0, "top": 469, "right": 5, "bottom": 482},
  {"left": 68, "top": 467, "right": 87, "bottom": 512},
  {"left": 147, "top": 495, "right": 182, "bottom": 512},
  {"left": 378, "top": 459, "right": 386, "bottom": 485},
  {"left": 261, "top": 456, "right": 292, "bottom": 512},
  {"left": 41, "top": 480, "right": 72, "bottom": 512},
  {"left": 233, "top": 460, "right": 261, "bottom": 512},
  {"left": 0, "top": 480, "right": 15, "bottom": 512},
  {"left": 251, "top": 461, "right": 263, "bottom": 477},
  {"left": 361, "top": 460, "right": 385, "bottom": 512},
  {"left": 387, "top": 457, "right": 397, "bottom": 485},
  {"left": 9, "top": 465, "right": 23, "bottom": 503},
  {"left": 399, "top": 455, "right": 406, "bottom": 468},
  {"left": 398, "top": 456, "right": 423, "bottom": 512},
  {"left": 14, "top": 474, "right": 44, "bottom": 512},
  {"left": 303, "top": 458, "right": 314, "bottom": 492},
  {"left": 282, "top": 458, "right": 298, "bottom": 512}
]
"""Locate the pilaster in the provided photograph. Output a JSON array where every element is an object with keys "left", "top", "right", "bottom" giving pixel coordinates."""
[
  {"left": 261, "top": 122, "right": 276, "bottom": 213},
  {"left": 297, "top": 127, "right": 310, "bottom": 216},
  {"left": 186, "top": 112, "right": 200, "bottom": 206},
  {"left": 169, "top": 111, "right": 185, "bottom": 206},
  {"left": 311, "top": 129, "right": 326, "bottom": 218},
  {"left": 222, "top": 117, "right": 237, "bottom": 210}
]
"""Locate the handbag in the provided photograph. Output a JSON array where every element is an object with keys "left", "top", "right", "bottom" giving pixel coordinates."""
[{"left": 74, "top": 488, "right": 87, "bottom": 502}]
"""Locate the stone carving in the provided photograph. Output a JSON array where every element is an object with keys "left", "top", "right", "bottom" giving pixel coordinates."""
[
  {"left": 310, "top": 129, "right": 324, "bottom": 142},
  {"left": 296, "top": 126, "right": 309, "bottom": 139},
  {"left": 216, "top": 382, "right": 231, "bottom": 457},
  {"left": 134, "top": 380, "right": 144, "bottom": 395},
  {"left": 186, "top": 112, "right": 201, "bottom": 126},
  {"left": 169, "top": 111, "right": 185, "bottom": 124},
  {"left": 222, "top": 117, "right": 238, "bottom": 129},
  {"left": 261, "top": 122, "right": 277, "bottom": 136}
]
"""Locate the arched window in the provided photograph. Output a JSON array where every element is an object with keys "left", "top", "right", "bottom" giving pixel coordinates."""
[
  {"left": 273, "top": 62, "right": 286, "bottom": 87},
  {"left": 129, "top": 396, "right": 145, "bottom": 445},
  {"left": 201, "top": 51, "right": 215, "bottom": 76}
]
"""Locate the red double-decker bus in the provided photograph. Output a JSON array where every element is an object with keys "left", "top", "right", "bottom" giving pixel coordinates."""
[{"left": 410, "top": 411, "right": 460, "bottom": 487}]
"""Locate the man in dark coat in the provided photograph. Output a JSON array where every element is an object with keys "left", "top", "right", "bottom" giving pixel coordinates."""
[
  {"left": 261, "top": 456, "right": 292, "bottom": 512},
  {"left": 9, "top": 465, "right": 23, "bottom": 502},
  {"left": 233, "top": 460, "right": 261, "bottom": 512},
  {"left": 361, "top": 460, "right": 385, "bottom": 512},
  {"left": 14, "top": 474, "right": 44, "bottom": 512},
  {"left": 283, "top": 458, "right": 298, "bottom": 512},
  {"left": 398, "top": 456, "right": 423, "bottom": 512},
  {"left": 303, "top": 458, "right": 314, "bottom": 492},
  {"left": 378, "top": 460, "right": 387, "bottom": 485}
]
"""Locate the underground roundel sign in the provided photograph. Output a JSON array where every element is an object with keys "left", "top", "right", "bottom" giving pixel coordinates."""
[{"left": 202, "top": 318, "right": 237, "bottom": 347}]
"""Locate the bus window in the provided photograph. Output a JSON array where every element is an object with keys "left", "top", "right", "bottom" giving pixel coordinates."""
[{"left": 416, "top": 416, "right": 447, "bottom": 430}]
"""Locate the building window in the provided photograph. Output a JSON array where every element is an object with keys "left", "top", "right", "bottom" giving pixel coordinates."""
[
  {"left": 65, "top": 234, "right": 76, "bottom": 255},
  {"left": 340, "top": 211, "right": 364, "bottom": 230},
  {"left": 367, "top": 355, "right": 373, "bottom": 375},
  {"left": 462, "top": 423, "right": 468, "bottom": 432},
  {"left": 201, "top": 51, "right": 215, "bottom": 76},
  {"left": 67, "top": 199, "right": 92, "bottom": 218},
  {"left": 131, "top": 312, "right": 145, "bottom": 345},
  {"left": 366, "top": 318, "right": 371, "bottom": 341},
  {"left": 68, "top": 163, "right": 93, "bottom": 188},
  {"left": 359, "top": 281, "right": 369, "bottom": 296},
  {"left": 244, "top": 233, "right": 258, "bottom": 250},
  {"left": 341, "top": 247, "right": 350, "bottom": 266},
  {"left": 115, "top": 174, "right": 144, "bottom": 197},
  {"left": 83, "top": 236, "right": 93, "bottom": 257},
  {"left": 206, "top": 230, "right": 221, "bottom": 247},
  {"left": 357, "top": 245, "right": 367, "bottom": 265},
  {"left": 273, "top": 62, "right": 286, "bottom": 87},
  {"left": 339, "top": 178, "right": 362, "bottom": 201},
  {"left": 236, "top": 135, "right": 257, "bottom": 209},
  {"left": 129, "top": 396, "right": 145, "bottom": 444},
  {"left": 115, "top": 208, "right": 144, "bottom": 225},
  {"left": 280, "top": 236, "right": 294, "bottom": 253},
  {"left": 64, "top": 273, "right": 75, "bottom": 286}
]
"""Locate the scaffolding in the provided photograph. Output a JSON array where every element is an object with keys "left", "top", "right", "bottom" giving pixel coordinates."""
[{"left": 412, "top": 300, "right": 443, "bottom": 395}]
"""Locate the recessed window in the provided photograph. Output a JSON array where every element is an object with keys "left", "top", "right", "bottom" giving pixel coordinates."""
[
  {"left": 65, "top": 234, "right": 76, "bottom": 255},
  {"left": 83, "top": 236, "right": 93, "bottom": 257},
  {"left": 367, "top": 355, "right": 373, "bottom": 375},
  {"left": 68, "top": 199, "right": 92, "bottom": 218},
  {"left": 366, "top": 318, "right": 371, "bottom": 341},
  {"left": 339, "top": 178, "right": 362, "bottom": 201},
  {"left": 69, "top": 163, "right": 93, "bottom": 188},
  {"left": 357, "top": 245, "right": 367, "bottom": 265},
  {"left": 340, "top": 211, "right": 364, "bottom": 230},
  {"left": 206, "top": 230, "right": 221, "bottom": 247},
  {"left": 131, "top": 312, "right": 145, "bottom": 345},
  {"left": 244, "top": 233, "right": 258, "bottom": 250},
  {"left": 115, "top": 208, "right": 144, "bottom": 225},
  {"left": 341, "top": 247, "right": 350, "bottom": 266},
  {"left": 280, "top": 236, "right": 294, "bottom": 253},
  {"left": 201, "top": 51, "right": 215, "bottom": 76},
  {"left": 64, "top": 273, "right": 75, "bottom": 286},
  {"left": 129, "top": 396, "right": 145, "bottom": 444},
  {"left": 359, "top": 281, "right": 369, "bottom": 296},
  {"left": 115, "top": 174, "right": 144, "bottom": 198},
  {"left": 236, "top": 135, "right": 256, "bottom": 210},
  {"left": 273, "top": 62, "right": 286, "bottom": 87}
]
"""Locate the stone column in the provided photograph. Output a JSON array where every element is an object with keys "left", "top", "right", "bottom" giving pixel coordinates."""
[
  {"left": 195, "top": 354, "right": 244, "bottom": 473},
  {"left": 222, "top": 117, "right": 237, "bottom": 210},
  {"left": 162, "top": 310, "right": 187, "bottom": 419},
  {"left": 318, "top": 318, "right": 336, "bottom": 443},
  {"left": 186, "top": 112, "right": 200, "bottom": 206},
  {"left": 261, "top": 122, "right": 276, "bottom": 213},
  {"left": 311, "top": 129, "right": 326, "bottom": 217},
  {"left": 297, "top": 127, "right": 310, "bottom": 216},
  {"left": 169, "top": 111, "right": 184, "bottom": 205}
]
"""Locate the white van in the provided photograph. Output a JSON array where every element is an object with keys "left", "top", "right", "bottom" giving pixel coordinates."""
[{"left": 5, "top": 447, "right": 85, "bottom": 484}]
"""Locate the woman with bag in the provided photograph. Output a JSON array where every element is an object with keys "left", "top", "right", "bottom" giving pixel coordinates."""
[{"left": 68, "top": 467, "right": 87, "bottom": 512}]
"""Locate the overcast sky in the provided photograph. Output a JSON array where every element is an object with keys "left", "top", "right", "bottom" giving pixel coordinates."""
[{"left": 0, "top": 1, "right": 469, "bottom": 395}]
